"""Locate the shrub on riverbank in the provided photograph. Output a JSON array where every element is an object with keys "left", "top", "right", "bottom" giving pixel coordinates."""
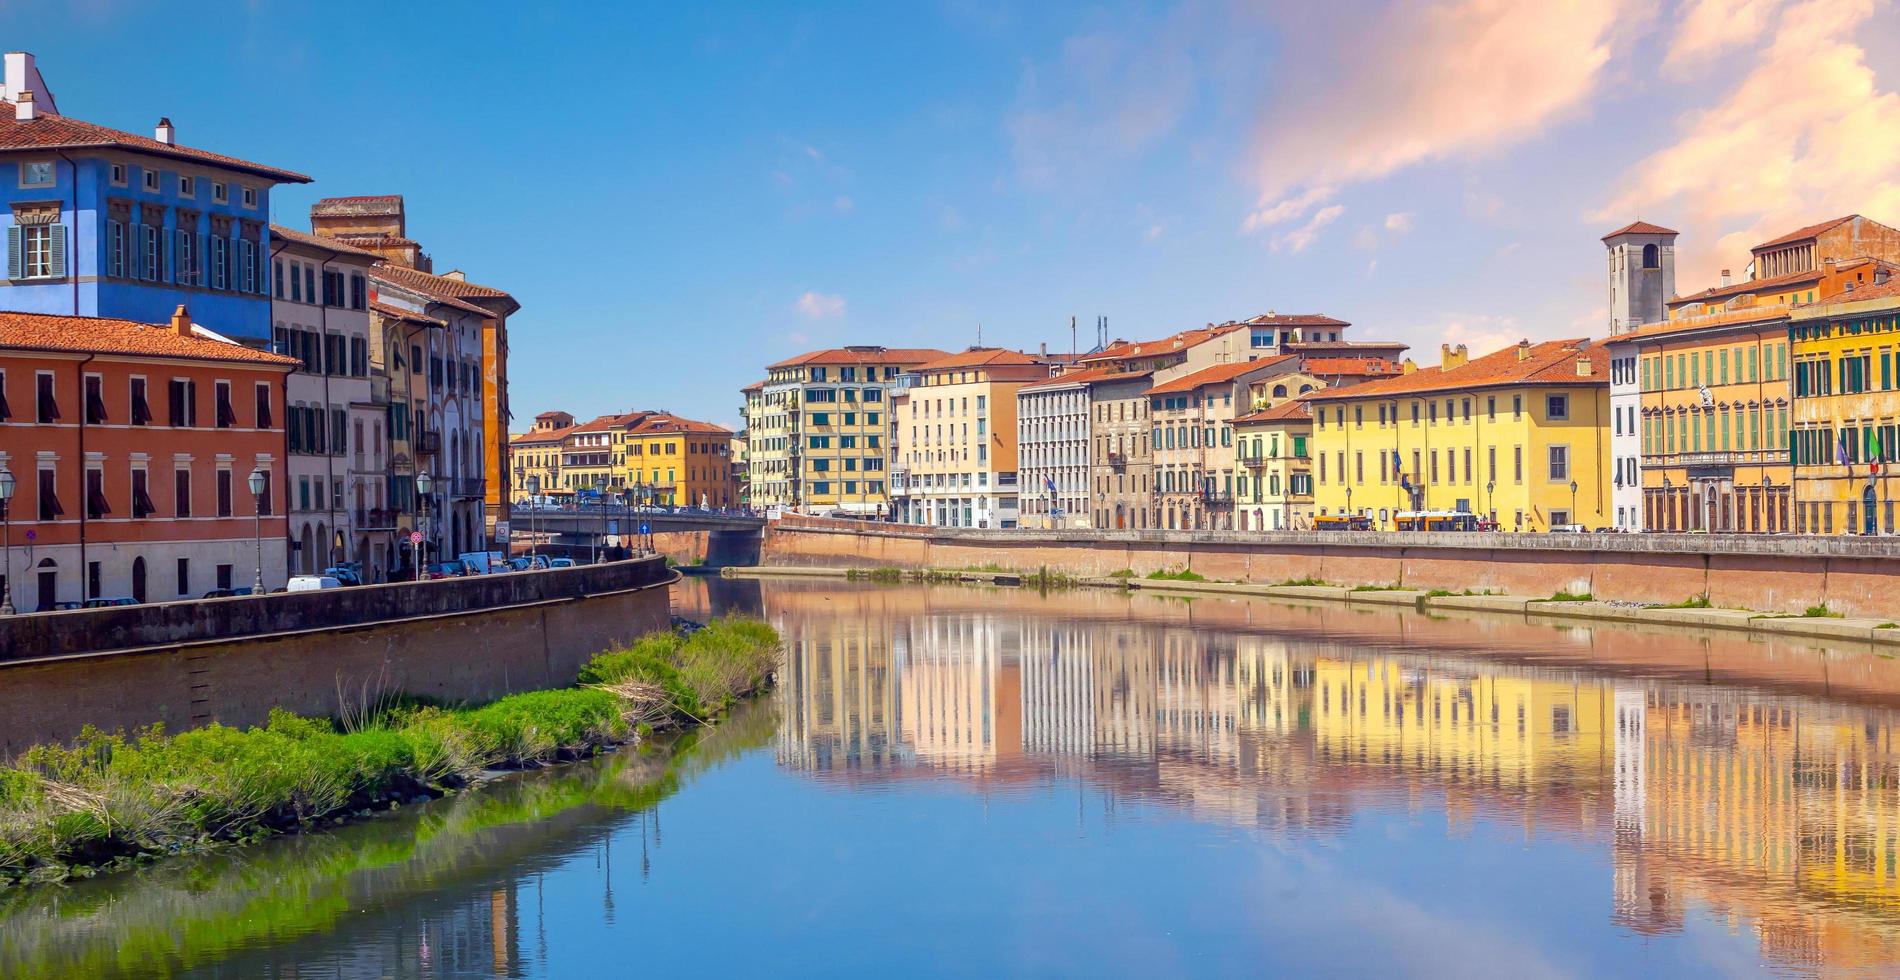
[{"left": 0, "top": 617, "right": 780, "bottom": 885}]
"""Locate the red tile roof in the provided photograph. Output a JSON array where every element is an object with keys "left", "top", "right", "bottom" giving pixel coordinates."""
[
  {"left": 1302, "top": 356, "right": 1403, "bottom": 377},
  {"left": 370, "top": 268, "right": 498, "bottom": 319},
  {"left": 369, "top": 301, "right": 445, "bottom": 327},
  {"left": 1798, "top": 276, "right": 1900, "bottom": 308},
  {"left": 1753, "top": 215, "right": 1856, "bottom": 251},
  {"left": 1605, "top": 305, "right": 1790, "bottom": 345},
  {"left": 0, "top": 310, "right": 298, "bottom": 366},
  {"left": 631, "top": 412, "right": 732, "bottom": 436},
  {"left": 1146, "top": 355, "right": 1293, "bottom": 395},
  {"left": 1601, "top": 220, "right": 1678, "bottom": 239},
  {"left": 1078, "top": 323, "right": 1245, "bottom": 364},
  {"left": 915, "top": 348, "right": 1052, "bottom": 371},
  {"left": 1234, "top": 398, "right": 1312, "bottom": 424},
  {"left": 1018, "top": 366, "right": 1154, "bottom": 391},
  {"left": 0, "top": 102, "right": 309, "bottom": 182},
  {"left": 740, "top": 379, "right": 765, "bottom": 393},
  {"left": 1307, "top": 339, "right": 1601, "bottom": 400},
  {"left": 370, "top": 263, "right": 513, "bottom": 303},
  {"left": 572, "top": 412, "right": 643, "bottom": 434},
  {"left": 767, "top": 347, "right": 949, "bottom": 369},
  {"left": 335, "top": 234, "right": 421, "bottom": 250},
  {"left": 510, "top": 424, "right": 575, "bottom": 446},
  {"left": 269, "top": 224, "right": 382, "bottom": 261},
  {"left": 1241, "top": 312, "right": 1350, "bottom": 327},
  {"left": 1670, "top": 266, "right": 1823, "bottom": 305}
]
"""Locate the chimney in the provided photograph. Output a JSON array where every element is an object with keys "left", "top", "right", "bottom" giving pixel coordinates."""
[
  {"left": 1576, "top": 356, "right": 1594, "bottom": 377},
  {"left": 1516, "top": 339, "right": 1532, "bottom": 361},
  {"left": 12, "top": 89, "right": 32, "bottom": 122},
  {"left": 1877, "top": 267, "right": 1891, "bottom": 286},
  {"left": 1720, "top": 269, "right": 1731, "bottom": 287},
  {"left": 154, "top": 117, "right": 174, "bottom": 146},
  {"left": 1439, "top": 343, "right": 1469, "bottom": 371},
  {"left": 1400, "top": 358, "right": 1417, "bottom": 375},
  {"left": 171, "top": 305, "right": 192, "bottom": 338}
]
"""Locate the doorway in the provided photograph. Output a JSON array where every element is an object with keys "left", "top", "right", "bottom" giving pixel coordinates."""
[
  {"left": 131, "top": 556, "right": 147, "bottom": 603},
  {"left": 1864, "top": 485, "right": 1879, "bottom": 535}
]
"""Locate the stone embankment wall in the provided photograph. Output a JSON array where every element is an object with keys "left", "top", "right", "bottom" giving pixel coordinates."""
[
  {"left": 0, "top": 558, "right": 674, "bottom": 753},
  {"left": 762, "top": 515, "right": 1900, "bottom": 619}
]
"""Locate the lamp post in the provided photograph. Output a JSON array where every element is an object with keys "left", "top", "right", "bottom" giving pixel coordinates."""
[
  {"left": 525, "top": 471, "right": 541, "bottom": 561},
  {"left": 0, "top": 467, "right": 14, "bottom": 616},
  {"left": 594, "top": 474, "right": 608, "bottom": 564},
  {"left": 1663, "top": 477, "right": 1674, "bottom": 532},
  {"left": 415, "top": 470, "right": 433, "bottom": 582},
  {"left": 247, "top": 468, "right": 268, "bottom": 594},
  {"left": 1569, "top": 479, "right": 1579, "bottom": 528},
  {"left": 1763, "top": 474, "right": 1775, "bottom": 533},
  {"left": 1485, "top": 480, "right": 1495, "bottom": 527}
]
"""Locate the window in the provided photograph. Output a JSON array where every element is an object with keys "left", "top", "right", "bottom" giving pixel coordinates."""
[
  {"left": 214, "top": 381, "right": 236, "bottom": 428},
  {"left": 110, "top": 163, "right": 127, "bottom": 186},
  {"left": 178, "top": 175, "right": 195, "bottom": 197},
  {"left": 1545, "top": 394, "right": 1569, "bottom": 420},
  {"left": 9, "top": 223, "right": 65, "bottom": 280},
  {"left": 217, "top": 469, "right": 233, "bottom": 517},
  {"left": 176, "top": 558, "right": 190, "bottom": 597},
  {"left": 142, "top": 169, "right": 159, "bottom": 192},
  {"left": 20, "top": 160, "right": 54, "bottom": 187},
  {"left": 241, "top": 186, "right": 257, "bottom": 209},
  {"left": 274, "top": 259, "right": 285, "bottom": 298},
  {"left": 168, "top": 379, "right": 198, "bottom": 426},
  {"left": 1548, "top": 445, "right": 1570, "bottom": 482},
  {"left": 255, "top": 384, "right": 273, "bottom": 429},
  {"left": 84, "top": 374, "right": 106, "bottom": 424},
  {"left": 132, "top": 468, "right": 155, "bottom": 518},
  {"left": 36, "top": 371, "right": 58, "bottom": 422},
  {"left": 212, "top": 181, "right": 227, "bottom": 203},
  {"left": 85, "top": 467, "right": 109, "bottom": 519},
  {"left": 1642, "top": 243, "right": 1659, "bottom": 269},
  {"left": 175, "top": 467, "right": 192, "bottom": 517}
]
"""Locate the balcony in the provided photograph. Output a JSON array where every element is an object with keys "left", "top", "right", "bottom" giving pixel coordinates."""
[
  {"left": 355, "top": 507, "right": 400, "bottom": 530},
  {"left": 1201, "top": 490, "right": 1234, "bottom": 506},
  {"left": 1237, "top": 448, "right": 1267, "bottom": 464},
  {"left": 416, "top": 429, "right": 441, "bottom": 455},
  {"left": 1106, "top": 451, "right": 1127, "bottom": 468},
  {"left": 452, "top": 476, "right": 484, "bottom": 498}
]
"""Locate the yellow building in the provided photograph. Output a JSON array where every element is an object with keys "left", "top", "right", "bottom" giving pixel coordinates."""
[
  {"left": 1308, "top": 340, "right": 1611, "bottom": 531},
  {"left": 620, "top": 412, "right": 738, "bottom": 508},
  {"left": 750, "top": 347, "right": 946, "bottom": 516},
  {"left": 1790, "top": 276, "right": 1900, "bottom": 534},
  {"left": 506, "top": 410, "right": 576, "bottom": 500},
  {"left": 894, "top": 348, "right": 1054, "bottom": 528},
  {"left": 560, "top": 413, "right": 631, "bottom": 494},
  {"left": 1234, "top": 398, "right": 1313, "bottom": 531}
]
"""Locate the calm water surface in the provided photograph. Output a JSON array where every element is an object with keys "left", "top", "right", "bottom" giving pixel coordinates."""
[{"left": 7, "top": 578, "right": 1900, "bottom": 978}]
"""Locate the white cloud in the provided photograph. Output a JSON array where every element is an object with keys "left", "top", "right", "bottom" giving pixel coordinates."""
[
  {"left": 1246, "top": 0, "right": 1628, "bottom": 226},
  {"left": 1665, "top": 0, "right": 1787, "bottom": 71},
  {"left": 1597, "top": 0, "right": 1900, "bottom": 289},
  {"left": 1383, "top": 211, "right": 1415, "bottom": 234},
  {"left": 833, "top": 194, "right": 855, "bottom": 214},
  {"left": 1272, "top": 204, "right": 1344, "bottom": 252},
  {"left": 795, "top": 292, "right": 846, "bottom": 320},
  {"left": 1144, "top": 223, "right": 1165, "bottom": 241}
]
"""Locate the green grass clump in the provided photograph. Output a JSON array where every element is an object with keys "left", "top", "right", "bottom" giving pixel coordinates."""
[
  {"left": 845, "top": 567, "right": 904, "bottom": 583},
  {"left": 1145, "top": 568, "right": 1206, "bottom": 582},
  {"left": 1351, "top": 584, "right": 1408, "bottom": 592},
  {"left": 0, "top": 618, "right": 781, "bottom": 885},
  {"left": 1277, "top": 576, "right": 1327, "bottom": 587},
  {"left": 1107, "top": 569, "right": 1136, "bottom": 579},
  {"left": 1653, "top": 595, "right": 1712, "bottom": 609},
  {"left": 1802, "top": 604, "right": 1843, "bottom": 618},
  {"left": 1546, "top": 591, "right": 1594, "bottom": 603}
]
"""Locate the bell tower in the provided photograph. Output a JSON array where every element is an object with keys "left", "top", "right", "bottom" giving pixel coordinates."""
[{"left": 1602, "top": 220, "right": 1678, "bottom": 334}]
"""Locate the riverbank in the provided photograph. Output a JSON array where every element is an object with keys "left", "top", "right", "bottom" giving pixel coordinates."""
[
  {"left": 0, "top": 617, "right": 780, "bottom": 886},
  {"left": 727, "top": 564, "right": 1900, "bottom": 646}
]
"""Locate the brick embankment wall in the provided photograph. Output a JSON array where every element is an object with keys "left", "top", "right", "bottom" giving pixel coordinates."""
[
  {"left": 761, "top": 515, "right": 1900, "bottom": 619},
  {"left": 0, "top": 559, "right": 674, "bottom": 754}
]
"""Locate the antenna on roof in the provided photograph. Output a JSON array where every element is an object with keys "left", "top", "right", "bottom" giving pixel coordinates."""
[
  {"left": 977, "top": 322, "right": 982, "bottom": 347},
  {"left": 1071, "top": 315, "right": 1076, "bottom": 358}
]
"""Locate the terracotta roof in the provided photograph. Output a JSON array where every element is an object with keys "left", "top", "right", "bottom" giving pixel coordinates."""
[
  {"left": 572, "top": 412, "right": 643, "bottom": 434},
  {"left": 1605, "top": 305, "right": 1790, "bottom": 345},
  {"left": 1670, "top": 266, "right": 1823, "bottom": 305},
  {"left": 1797, "top": 276, "right": 1900, "bottom": 309},
  {"left": 510, "top": 425, "right": 575, "bottom": 446},
  {"left": 915, "top": 348, "right": 1052, "bottom": 371},
  {"left": 369, "top": 269, "right": 497, "bottom": 319},
  {"left": 1601, "top": 220, "right": 1678, "bottom": 240},
  {"left": 269, "top": 224, "right": 382, "bottom": 261},
  {"left": 1241, "top": 312, "right": 1350, "bottom": 327},
  {"left": 1753, "top": 215, "right": 1855, "bottom": 251},
  {"left": 1306, "top": 339, "right": 1601, "bottom": 400},
  {"left": 767, "top": 347, "right": 950, "bottom": 369},
  {"left": 371, "top": 263, "right": 513, "bottom": 303},
  {"left": 1018, "top": 366, "right": 1154, "bottom": 392},
  {"left": 1302, "top": 356, "right": 1402, "bottom": 377},
  {"left": 1146, "top": 355, "right": 1293, "bottom": 395},
  {"left": 631, "top": 412, "right": 732, "bottom": 436},
  {"left": 1234, "top": 398, "right": 1312, "bottom": 424},
  {"left": 1078, "top": 323, "right": 1244, "bottom": 364},
  {"left": 0, "top": 310, "right": 298, "bottom": 366},
  {"left": 368, "top": 301, "right": 445, "bottom": 327},
  {"left": 0, "top": 101, "right": 310, "bottom": 183},
  {"left": 740, "top": 380, "right": 765, "bottom": 393},
  {"left": 335, "top": 234, "right": 420, "bottom": 250},
  {"left": 1285, "top": 340, "right": 1408, "bottom": 352},
  {"left": 311, "top": 195, "right": 403, "bottom": 217}
]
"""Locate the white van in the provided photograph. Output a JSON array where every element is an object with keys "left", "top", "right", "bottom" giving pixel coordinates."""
[{"left": 287, "top": 575, "right": 343, "bottom": 591}]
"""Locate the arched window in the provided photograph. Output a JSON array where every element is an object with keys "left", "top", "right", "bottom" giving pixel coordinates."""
[
  {"left": 1642, "top": 243, "right": 1660, "bottom": 269},
  {"left": 1272, "top": 384, "right": 1288, "bottom": 398}
]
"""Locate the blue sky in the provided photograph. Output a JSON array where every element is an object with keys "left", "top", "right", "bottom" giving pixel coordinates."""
[{"left": 9, "top": 1, "right": 1899, "bottom": 429}]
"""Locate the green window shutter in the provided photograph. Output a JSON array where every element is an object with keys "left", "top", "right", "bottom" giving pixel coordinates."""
[
  {"left": 7, "top": 226, "right": 21, "bottom": 279},
  {"left": 49, "top": 225, "right": 66, "bottom": 277}
]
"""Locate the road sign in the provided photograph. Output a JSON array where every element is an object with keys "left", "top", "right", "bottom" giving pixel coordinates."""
[
  {"left": 494, "top": 520, "right": 510, "bottom": 539},
  {"left": 409, "top": 531, "right": 423, "bottom": 545},
  {"left": 639, "top": 522, "right": 650, "bottom": 535}
]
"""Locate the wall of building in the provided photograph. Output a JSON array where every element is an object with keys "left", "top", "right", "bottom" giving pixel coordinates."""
[
  {"left": 758, "top": 517, "right": 1900, "bottom": 619},
  {"left": 0, "top": 557, "right": 674, "bottom": 752}
]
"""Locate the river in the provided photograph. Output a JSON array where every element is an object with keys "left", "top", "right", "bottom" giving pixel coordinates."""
[{"left": 5, "top": 578, "right": 1900, "bottom": 978}]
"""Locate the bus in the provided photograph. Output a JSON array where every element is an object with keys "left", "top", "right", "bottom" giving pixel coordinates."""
[
  {"left": 1313, "top": 514, "right": 1374, "bottom": 531},
  {"left": 1393, "top": 511, "right": 1486, "bottom": 532}
]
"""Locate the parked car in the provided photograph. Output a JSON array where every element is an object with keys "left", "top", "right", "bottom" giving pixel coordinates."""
[
  {"left": 426, "top": 561, "right": 466, "bottom": 579},
  {"left": 322, "top": 566, "right": 364, "bottom": 587},
  {"left": 548, "top": 557, "right": 576, "bottom": 569},
  {"left": 288, "top": 575, "right": 344, "bottom": 592},
  {"left": 84, "top": 596, "right": 138, "bottom": 608},
  {"left": 508, "top": 555, "right": 552, "bottom": 572},
  {"left": 200, "top": 587, "right": 258, "bottom": 599},
  {"left": 1549, "top": 524, "right": 1589, "bottom": 534},
  {"left": 48, "top": 600, "right": 85, "bottom": 611}
]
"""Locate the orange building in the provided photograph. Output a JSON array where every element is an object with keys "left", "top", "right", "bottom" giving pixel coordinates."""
[{"left": 0, "top": 307, "right": 296, "bottom": 609}]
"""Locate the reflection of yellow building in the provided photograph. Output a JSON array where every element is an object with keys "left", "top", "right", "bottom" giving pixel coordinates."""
[
  {"left": 1309, "top": 340, "right": 1612, "bottom": 531},
  {"left": 899, "top": 615, "right": 1020, "bottom": 772}
]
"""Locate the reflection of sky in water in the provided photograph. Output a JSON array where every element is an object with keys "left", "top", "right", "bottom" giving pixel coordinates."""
[{"left": 7, "top": 579, "right": 1900, "bottom": 978}]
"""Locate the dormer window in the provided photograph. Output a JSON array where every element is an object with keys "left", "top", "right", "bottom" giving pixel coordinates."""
[
  {"left": 20, "top": 160, "right": 54, "bottom": 188},
  {"left": 212, "top": 181, "right": 227, "bottom": 203},
  {"left": 178, "top": 175, "right": 195, "bottom": 197}
]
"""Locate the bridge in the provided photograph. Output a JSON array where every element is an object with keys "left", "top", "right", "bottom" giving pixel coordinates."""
[{"left": 512, "top": 507, "right": 765, "bottom": 566}]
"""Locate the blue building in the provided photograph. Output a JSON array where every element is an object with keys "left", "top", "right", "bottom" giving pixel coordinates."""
[{"left": 0, "top": 52, "right": 309, "bottom": 341}]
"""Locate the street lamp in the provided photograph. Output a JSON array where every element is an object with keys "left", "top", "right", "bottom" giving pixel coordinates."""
[
  {"left": 1663, "top": 476, "right": 1674, "bottom": 532},
  {"left": 525, "top": 472, "right": 541, "bottom": 562},
  {"left": 1485, "top": 480, "right": 1495, "bottom": 526},
  {"left": 0, "top": 467, "right": 14, "bottom": 616},
  {"left": 247, "top": 468, "right": 268, "bottom": 594},
  {"left": 1569, "top": 479, "right": 1579, "bottom": 528},
  {"left": 594, "top": 474, "right": 608, "bottom": 564},
  {"left": 415, "top": 470, "right": 433, "bottom": 582},
  {"left": 1763, "top": 474, "right": 1775, "bottom": 533}
]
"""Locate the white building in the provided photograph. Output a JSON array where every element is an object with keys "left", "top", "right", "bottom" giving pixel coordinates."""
[
  {"left": 1016, "top": 370, "right": 1096, "bottom": 529},
  {"left": 1602, "top": 222, "right": 1678, "bottom": 532},
  {"left": 270, "top": 226, "right": 386, "bottom": 576}
]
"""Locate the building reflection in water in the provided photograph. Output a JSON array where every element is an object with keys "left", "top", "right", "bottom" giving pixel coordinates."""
[{"left": 767, "top": 584, "right": 1900, "bottom": 975}]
